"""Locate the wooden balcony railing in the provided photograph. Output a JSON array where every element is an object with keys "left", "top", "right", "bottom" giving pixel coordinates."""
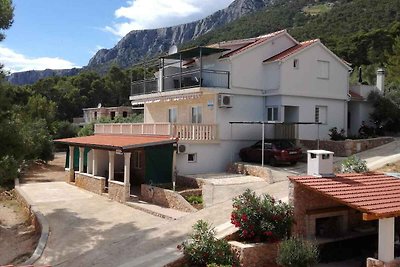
[{"left": 94, "top": 123, "right": 218, "bottom": 141}]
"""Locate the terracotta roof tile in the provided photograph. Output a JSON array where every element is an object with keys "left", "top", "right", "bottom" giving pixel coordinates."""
[
  {"left": 263, "top": 39, "right": 319, "bottom": 62},
  {"left": 220, "top": 29, "right": 287, "bottom": 59},
  {"left": 349, "top": 90, "right": 364, "bottom": 101},
  {"left": 54, "top": 135, "right": 176, "bottom": 150},
  {"left": 289, "top": 172, "right": 400, "bottom": 219}
]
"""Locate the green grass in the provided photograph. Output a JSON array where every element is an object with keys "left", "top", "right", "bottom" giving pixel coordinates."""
[{"left": 302, "top": 3, "right": 333, "bottom": 16}]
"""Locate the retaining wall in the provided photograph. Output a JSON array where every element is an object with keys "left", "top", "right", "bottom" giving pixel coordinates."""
[
  {"left": 300, "top": 137, "right": 394, "bottom": 157},
  {"left": 108, "top": 180, "right": 129, "bottom": 203},
  {"left": 75, "top": 172, "right": 105, "bottom": 195},
  {"left": 227, "top": 162, "right": 273, "bottom": 184}
]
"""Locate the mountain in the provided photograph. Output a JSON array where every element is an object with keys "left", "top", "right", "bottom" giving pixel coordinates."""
[
  {"left": 86, "top": 0, "right": 276, "bottom": 72},
  {"left": 7, "top": 68, "right": 81, "bottom": 86}
]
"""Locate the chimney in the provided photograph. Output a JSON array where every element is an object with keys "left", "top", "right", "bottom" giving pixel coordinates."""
[
  {"left": 376, "top": 68, "right": 385, "bottom": 94},
  {"left": 307, "top": 150, "right": 334, "bottom": 177}
]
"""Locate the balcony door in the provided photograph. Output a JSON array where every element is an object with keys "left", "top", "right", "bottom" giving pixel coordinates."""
[
  {"left": 191, "top": 106, "right": 202, "bottom": 124},
  {"left": 168, "top": 107, "right": 177, "bottom": 123}
]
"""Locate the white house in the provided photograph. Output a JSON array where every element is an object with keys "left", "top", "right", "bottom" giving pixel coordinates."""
[{"left": 119, "top": 29, "right": 353, "bottom": 174}]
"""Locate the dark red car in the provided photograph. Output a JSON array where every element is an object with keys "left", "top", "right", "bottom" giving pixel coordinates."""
[{"left": 239, "top": 139, "right": 302, "bottom": 166}]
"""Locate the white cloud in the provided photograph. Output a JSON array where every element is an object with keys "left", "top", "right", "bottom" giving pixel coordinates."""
[
  {"left": 0, "top": 46, "right": 78, "bottom": 73},
  {"left": 105, "top": 0, "right": 234, "bottom": 37}
]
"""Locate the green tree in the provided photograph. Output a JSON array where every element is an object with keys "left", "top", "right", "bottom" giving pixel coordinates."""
[
  {"left": 387, "top": 37, "right": 400, "bottom": 86},
  {"left": 0, "top": 0, "right": 14, "bottom": 41}
]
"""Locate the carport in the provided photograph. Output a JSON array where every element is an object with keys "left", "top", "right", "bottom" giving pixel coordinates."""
[
  {"left": 55, "top": 135, "right": 177, "bottom": 202},
  {"left": 229, "top": 121, "right": 322, "bottom": 166}
]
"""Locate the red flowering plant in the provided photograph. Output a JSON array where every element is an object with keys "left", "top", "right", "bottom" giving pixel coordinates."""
[{"left": 231, "top": 189, "right": 293, "bottom": 242}]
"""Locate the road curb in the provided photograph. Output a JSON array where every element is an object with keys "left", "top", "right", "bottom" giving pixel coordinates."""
[{"left": 14, "top": 179, "right": 50, "bottom": 265}]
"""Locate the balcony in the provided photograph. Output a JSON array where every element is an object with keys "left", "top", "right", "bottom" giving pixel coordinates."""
[
  {"left": 94, "top": 123, "right": 218, "bottom": 141},
  {"left": 131, "top": 46, "right": 230, "bottom": 97}
]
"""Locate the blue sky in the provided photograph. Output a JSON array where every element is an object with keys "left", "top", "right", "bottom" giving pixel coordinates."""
[{"left": 0, "top": 0, "right": 234, "bottom": 73}]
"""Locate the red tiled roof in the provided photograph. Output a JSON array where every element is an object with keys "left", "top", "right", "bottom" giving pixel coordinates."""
[
  {"left": 263, "top": 39, "right": 319, "bottom": 62},
  {"left": 54, "top": 135, "right": 176, "bottom": 151},
  {"left": 349, "top": 90, "right": 364, "bottom": 101},
  {"left": 289, "top": 172, "right": 400, "bottom": 219},
  {"left": 220, "top": 29, "right": 287, "bottom": 59}
]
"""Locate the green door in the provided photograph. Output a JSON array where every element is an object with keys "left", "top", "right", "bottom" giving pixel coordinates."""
[{"left": 144, "top": 144, "right": 173, "bottom": 185}]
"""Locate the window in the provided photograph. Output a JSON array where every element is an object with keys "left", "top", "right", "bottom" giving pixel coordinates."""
[
  {"left": 267, "top": 107, "right": 279, "bottom": 121},
  {"left": 168, "top": 107, "right": 177, "bottom": 123},
  {"left": 133, "top": 151, "right": 142, "bottom": 169},
  {"left": 188, "top": 153, "right": 197, "bottom": 163},
  {"left": 191, "top": 106, "right": 202, "bottom": 124},
  {"left": 94, "top": 112, "right": 97, "bottom": 120},
  {"left": 122, "top": 111, "right": 128, "bottom": 118},
  {"left": 315, "top": 106, "right": 327, "bottom": 124},
  {"left": 318, "top": 60, "right": 330, "bottom": 79},
  {"left": 110, "top": 111, "right": 116, "bottom": 120},
  {"left": 293, "top": 59, "right": 299, "bottom": 69}
]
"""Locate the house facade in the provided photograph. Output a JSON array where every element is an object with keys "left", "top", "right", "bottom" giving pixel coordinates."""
[{"left": 127, "top": 29, "right": 352, "bottom": 174}]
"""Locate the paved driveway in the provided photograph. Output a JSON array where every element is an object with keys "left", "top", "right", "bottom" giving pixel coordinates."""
[{"left": 18, "top": 182, "right": 167, "bottom": 266}]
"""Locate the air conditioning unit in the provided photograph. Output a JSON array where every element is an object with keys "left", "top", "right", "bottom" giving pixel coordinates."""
[
  {"left": 218, "top": 94, "right": 232, "bottom": 108},
  {"left": 177, "top": 144, "right": 187, "bottom": 154}
]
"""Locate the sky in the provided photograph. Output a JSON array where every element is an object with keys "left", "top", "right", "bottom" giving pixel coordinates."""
[{"left": 0, "top": 0, "right": 234, "bottom": 73}]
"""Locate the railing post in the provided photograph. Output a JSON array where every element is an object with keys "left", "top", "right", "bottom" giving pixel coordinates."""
[{"left": 227, "top": 71, "right": 230, "bottom": 89}]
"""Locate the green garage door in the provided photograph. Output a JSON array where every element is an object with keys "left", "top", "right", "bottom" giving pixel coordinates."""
[{"left": 144, "top": 144, "right": 173, "bottom": 184}]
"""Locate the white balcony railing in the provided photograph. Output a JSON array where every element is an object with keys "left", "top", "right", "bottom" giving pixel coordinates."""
[{"left": 94, "top": 123, "right": 218, "bottom": 141}]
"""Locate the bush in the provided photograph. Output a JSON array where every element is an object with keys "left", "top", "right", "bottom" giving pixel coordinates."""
[
  {"left": 340, "top": 155, "right": 369, "bottom": 173},
  {"left": 277, "top": 236, "right": 319, "bottom": 267},
  {"left": 186, "top": 195, "right": 203, "bottom": 205},
  {"left": 231, "top": 189, "right": 293, "bottom": 242},
  {"left": 328, "top": 127, "right": 346, "bottom": 141},
  {"left": 51, "top": 120, "right": 79, "bottom": 139},
  {"left": 78, "top": 122, "right": 95, "bottom": 137},
  {"left": 179, "top": 220, "right": 237, "bottom": 267},
  {"left": 0, "top": 156, "right": 19, "bottom": 187}
]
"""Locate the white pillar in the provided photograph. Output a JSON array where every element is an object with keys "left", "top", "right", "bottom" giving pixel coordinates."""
[
  {"left": 124, "top": 152, "right": 131, "bottom": 186},
  {"left": 79, "top": 147, "right": 84, "bottom": 173},
  {"left": 87, "top": 150, "right": 93, "bottom": 174},
  {"left": 376, "top": 68, "right": 385, "bottom": 94},
  {"left": 108, "top": 151, "right": 115, "bottom": 181},
  {"left": 92, "top": 149, "right": 98, "bottom": 176},
  {"left": 378, "top": 217, "right": 395, "bottom": 262},
  {"left": 68, "top": 146, "right": 75, "bottom": 182}
]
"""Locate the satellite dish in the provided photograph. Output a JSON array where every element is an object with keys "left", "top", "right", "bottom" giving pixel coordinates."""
[
  {"left": 168, "top": 45, "right": 178, "bottom": 55},
  {"left": 97, "top": 103, "right": 102, "bottom": 108}
]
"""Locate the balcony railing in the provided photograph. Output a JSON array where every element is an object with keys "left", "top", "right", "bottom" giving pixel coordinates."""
[
  {"left": 131, "top": 68, "right": 230, "bottom": 96},
  {"left": 95, "top": 123, "right": 218, "bottom": 141}
]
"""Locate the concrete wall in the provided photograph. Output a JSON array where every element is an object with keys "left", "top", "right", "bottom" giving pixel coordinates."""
[
  {"left": 279, "top": 43, "right": 349, "bottom": 101},
  {"left": 144, "top": 93, "right": 217, "bottom": 124},
  {"left": 231, "top": 34, "right": 295, "bottom": 90},
  {"left": 348, "top": 101, "right": 375, "bottom": 136},
  {"left": 94, "top": 150, "right": 109, "bottom": 178},
  {"left": 75, "top": 173, "right": 105, "bottom": 195}
]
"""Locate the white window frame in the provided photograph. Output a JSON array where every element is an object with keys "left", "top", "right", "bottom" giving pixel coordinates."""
[
  {"left": 191, "top": 106, "right": 202, "bottom": 124},
  {"left": 317, "top": 60, "right": 330, "bottom": 79},
  {"left": 266, "top": 107, "right": 279, "bottom": 121},
  {"left": 188, "top": 153, "right": 197, "bottom": 163},
  {"left": 168, "top": 107, "right": 178, "bottom": 123},
  {"left": 133, "top": 151, "right": 142, "bottom": 169}
]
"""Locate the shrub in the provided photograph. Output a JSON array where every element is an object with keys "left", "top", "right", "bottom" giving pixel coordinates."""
[
  {"left": 231, "top": 189, "right": 293, "bottom": 242},
  {"left": 179, "top": 220, "right": 237, "bottom": 267},
  {"left": 328, "top": 127, "right": 346, "bottom": 141},
  {"left": 277, "top": 236, "right": 319, "bottom": 267},
  {"left": 340, "top": 155, "right": 369, "bottom": 173},
  {"left": 186, "top": 195, "right": 203, "bottom": 205},
  {"left": 78, "top": 122, "right": 95, "bottom": 137},
  {"left": 0, "top": 155, "right": 19, "bottom": 187}
]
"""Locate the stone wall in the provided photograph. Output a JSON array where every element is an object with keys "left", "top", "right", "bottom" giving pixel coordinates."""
[
  {"left": 108, "top": 180, "right": 129, "bottom": 203},
  {"left": 75, "top": 173, "right": 105, "bottom": 195},
  {"left": 227, "top": 162, "right": 273, "bottom": 183},
  {"left": 367, "top": 257, "right": 400, "bottom": 267},
  {"left": 176, "top": 175, "right": 202, "bottom": 188},
  {"left": 179, "top": 188, "right": 202, "bottom": 198},
  {"left": 290, "top": 182, "right": 361, "bottom": 237},
  {"left": 141, "top": 184, "right": 197, "bottom": 213},
  {"left": 229, "top": 241, "right": 279, "bottom": 267},
  {"left": 300, "top": 137, "right": 394, "bottom": 157}
]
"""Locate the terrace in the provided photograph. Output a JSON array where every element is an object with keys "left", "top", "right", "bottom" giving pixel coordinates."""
[{"left": 130, "top": 47, "right": 230, "bottom": 97}]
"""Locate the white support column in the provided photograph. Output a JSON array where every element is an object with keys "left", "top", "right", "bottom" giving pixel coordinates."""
[
  {"left": 87, "top": 150, "right": 93, "bottom": 174},
  {"left": 378, "top": 217, "right": 395, "bottom": 262},
  {"left": 172, "top": 149, "right": 177, "bottom": 191},
  {"left": 108, "top": 151, "right": 115, "bottom": 181},
  {"left": 79, "top": 147, "right": 84, "bottom": 173},
  {"left": 124, "top": 152, "right": 131, "bottom": 186},
  {"left": 92, "top": 149, "right": 98, "bottom": 176},
  {"left": 68, "top": 146, "right": 75, "bottom": 182}
]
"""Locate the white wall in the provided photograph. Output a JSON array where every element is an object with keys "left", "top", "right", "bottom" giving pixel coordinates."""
[
  {"left": 231, "top": 34, "right": 296, "bottom": 90},
  {"left": 96, "top": 150, "right": 109, "bottom": 177},
  {"left": 176, "top": 140, "right": 257, "bottom": 175},
  {"left": 263, "top": 62, "right": 280, "bottom": 90},
  {"left": 279, "top": 43, "right": 349, "bottom": 101},
  {"left": 348, "top": 101, "right": 374, "bottom": 136}
]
